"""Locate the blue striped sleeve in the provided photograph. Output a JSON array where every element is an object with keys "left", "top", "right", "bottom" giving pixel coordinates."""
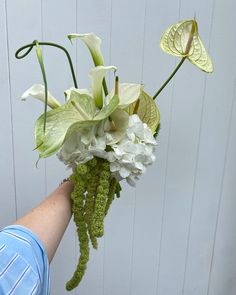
[{"left": 0, "top": 225, "right": 50, "bottom": 295}]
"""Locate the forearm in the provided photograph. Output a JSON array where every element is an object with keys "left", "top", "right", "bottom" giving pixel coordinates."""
[{"left": 14, "top": 181, "right": 73, "bottom": 263}]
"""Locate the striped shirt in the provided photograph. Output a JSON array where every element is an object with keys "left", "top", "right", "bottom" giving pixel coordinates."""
[{"left": 0, "top": 225, "right": 50, "bottom": 294}]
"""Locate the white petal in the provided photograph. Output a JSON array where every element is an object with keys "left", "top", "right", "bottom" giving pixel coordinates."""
[
  {"left": 89, "top": 65, "right": 117, "bottom": 108},
  {"left": 68, "top": 33, "right": 104, "bottom": 66},
  {"left": 106, "top": 83, "right": 142, "bottom": 109},
  {"left": 65, "top": 87, "right": 91, "bottom": 101},
  {"left": 21, "top": 84, "right": 61, "bottom": 109}
]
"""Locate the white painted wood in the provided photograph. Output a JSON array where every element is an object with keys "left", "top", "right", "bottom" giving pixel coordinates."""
[
  {"left": 0, "top": 0, "right": 16, "bottom": 227},
  {"left": 1, "top": 0, "right": 236, "bottom": 294},
  {"left": 183, "top": 0, "right": 236, "bottom": 294},
  {"left": 5, "top": 0, "right": 46, "bottom": 217},
  {"left": 207, "top": 85, "right": 236, "bottom": 295}
]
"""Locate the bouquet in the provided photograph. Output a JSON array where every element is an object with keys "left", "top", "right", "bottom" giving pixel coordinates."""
[{"left": 16, "top": 18, "right": 213, "bottom": 291}]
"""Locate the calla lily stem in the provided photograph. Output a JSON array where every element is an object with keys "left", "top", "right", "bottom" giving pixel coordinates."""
[
  {"left": 153, "top": 56, "right": 186, "bottom": 100},
  {"left": 15, "top": 41, "right": 78, "bottom": 89}
]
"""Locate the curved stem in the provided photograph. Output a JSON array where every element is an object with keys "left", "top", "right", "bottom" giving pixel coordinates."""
[
  {"left": 15, "top": 41, "right": 78, "bottom": 88},
  {"left": 153, "top": 57, "right": 186, "bottom": 100}
]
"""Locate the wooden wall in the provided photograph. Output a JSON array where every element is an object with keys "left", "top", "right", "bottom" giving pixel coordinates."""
[{"left": 0, "top": 0, "right": 236, "bottom": 294}]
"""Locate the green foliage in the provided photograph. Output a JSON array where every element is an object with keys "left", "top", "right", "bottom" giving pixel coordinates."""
[
  {"left": 66, "top": 171, "right": 89, "bottom": 291},
  {"left": 66, "top": 157, "right": 120, "bottom": 291}
]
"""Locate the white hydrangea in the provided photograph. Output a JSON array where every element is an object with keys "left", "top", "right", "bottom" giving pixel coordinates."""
[
  {"left": 108, "top": 115, "right": 157, "bottom": 186},
  {"left": 57, "top": 114, "right": 157, "bottom": 186}
]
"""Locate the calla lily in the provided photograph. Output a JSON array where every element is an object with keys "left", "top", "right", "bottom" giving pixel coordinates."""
[
  {"left": 160, "top": 19, "right": 213, "bottom": 73},
  {"left": 68, "top": 33, "right": 104, "bottom": 66},
  {"left": 89, "top": 65, "right": 117, "bottom": 108},
  {"left": 21, "top": 84, "right": 61, "bottom": 109}
]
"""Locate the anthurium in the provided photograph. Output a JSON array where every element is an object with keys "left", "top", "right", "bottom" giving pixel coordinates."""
[
  {"left": 126, "top": 89, "right": 160, "bottom": 134},
  {"left": 35, "top": 90, "right": 119, "bottom": 158},
  {"left": 160, "top": 19, "right": 213, "bottom": 73}
]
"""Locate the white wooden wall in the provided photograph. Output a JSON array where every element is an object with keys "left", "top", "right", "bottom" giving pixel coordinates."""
[{"left": 1, "top": 0, "right": 236, "bottom": 294}]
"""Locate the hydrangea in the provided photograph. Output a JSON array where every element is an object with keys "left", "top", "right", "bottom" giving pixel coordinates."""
[{"left": 57, "top": 114, "right": 157, "bottom": 186}]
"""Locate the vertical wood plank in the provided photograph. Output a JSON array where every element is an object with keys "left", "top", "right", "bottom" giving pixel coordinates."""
[
  {"left": 183, "top": 0, "right": 236, "bottom": 294},
  {"left": 5, "top": 0, "right": 46, "bottom": 217},
  {"left": 41, "top": 0, "right": 77, "bottom": 294},
  {"left": 0, "top": 0, "right": 16, "bottom": 228},
  {"left": 207, "top": 87, "right": 236, "bottom": 295}
]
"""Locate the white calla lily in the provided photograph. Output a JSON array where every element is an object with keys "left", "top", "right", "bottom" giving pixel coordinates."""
[
  {"left": 106, "top": 83, "right": 142, "bottom": 109},
  {"left": 21, "top": 84, "right": 61, "bottom": 109},
  {"left": 68, "top": 33, "right": 104, "bottom": 66},
  {"left": 89, "top": 65, "right": 117, "bottom": 108}
]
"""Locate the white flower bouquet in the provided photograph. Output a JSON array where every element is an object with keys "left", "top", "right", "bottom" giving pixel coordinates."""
[{"left": 16, "top": 18, "right": 213, "bottom": 291}]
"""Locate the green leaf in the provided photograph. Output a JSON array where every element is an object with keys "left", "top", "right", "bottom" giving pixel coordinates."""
[
  {"left": 125, "top": 90, "right": 160, "bottom": 134},
  {"left": 160, "top": 19, "right": 213, "bottom": 73}
]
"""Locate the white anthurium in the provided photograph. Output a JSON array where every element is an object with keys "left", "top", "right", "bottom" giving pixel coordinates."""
[
  {"left": 64, "top": 87, "right": 91, "bottom": 101},
  {"left": 106, "top": 83, "right": 142, "bottom": 109},
  {"left": 21, "top": 84, "right": 61, "bottom": 109},
  {"left": 89, "top": 65, "right": 117, "bottom": 108},
  {"left": 105, "top": 109, "right": 130, "bottom": 145},
  {"left": 68, "top": 33, "right": 104, "bottom": 66}
]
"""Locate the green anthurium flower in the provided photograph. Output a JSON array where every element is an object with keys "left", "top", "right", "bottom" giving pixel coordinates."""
[
  {"left": 160, "top": 19, "right": 213, "bottom": 73},
  {"left": 21, "top": 84, "right": 61, "bottom": 109},
  {"left": 89, "top": 65, "right": 117, "bottom": 108},
  {"left": 125, "top": 89, "right": 160, "bottom": 134},
  {"left": 35, "top": 91, "right": 119, "bottom": 158},
  {"left": 68, "top": 33, "right": 104, "bottom": 66}
]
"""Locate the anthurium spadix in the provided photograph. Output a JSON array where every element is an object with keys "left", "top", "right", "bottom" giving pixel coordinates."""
[
  {"left": 68, "top": 33, "right": 104, "bottom": 66},
  {"left": 21, "top": 84, "right": 61, "bottom": 109},
  {"left": 160, "top": 19, "right": 213, "bottom": 73}
]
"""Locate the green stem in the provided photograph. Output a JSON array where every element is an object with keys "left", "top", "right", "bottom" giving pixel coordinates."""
[
  {"left": 153, "top": 57, "right": 186, "bottom": 100},
  {"left": 15, "top": 41, "right": 78, "bottom": 88},
  {"left": 102, "top": 79, "right": 108, "bottom": 96}
]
